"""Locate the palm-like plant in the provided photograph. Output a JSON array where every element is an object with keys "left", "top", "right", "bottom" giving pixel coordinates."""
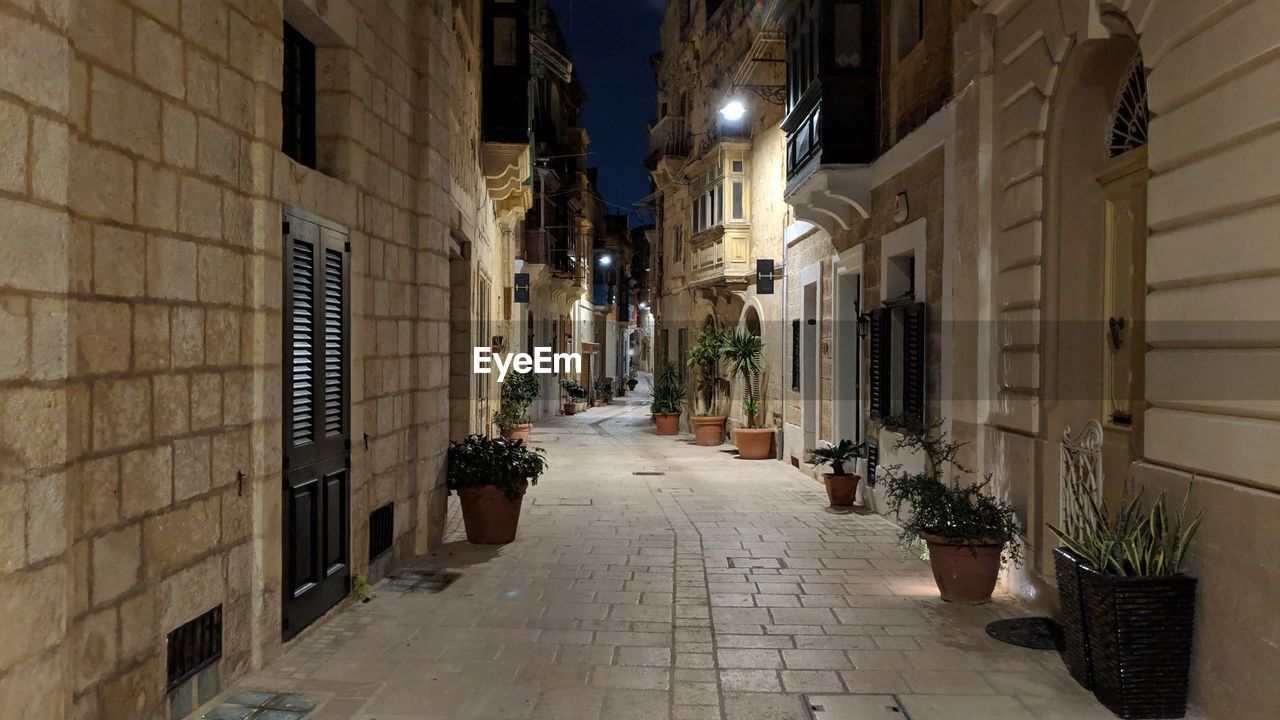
[
  {"left": 807, "top": 439, "right": 866, "bottom": 476},
  {"left": 721, "top": 330, "right": 764, "bottom": 428},
  {"left": 686, "top": 324, "right": 728, "bottom": 416},
  {"left": 650, "top": 360, "right": 686, "bottom": 414}
]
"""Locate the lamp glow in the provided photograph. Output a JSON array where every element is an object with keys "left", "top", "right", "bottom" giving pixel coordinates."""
[
  {"left": 719, "top": 100, "right": 747, "bottom": 122},
  {"left": 598, "top": 254, "right": 612, "bottom": 267}
]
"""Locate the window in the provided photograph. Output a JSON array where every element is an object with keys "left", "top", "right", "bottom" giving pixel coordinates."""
[
  {"left": 282, "top": 23, "right": 317, "bottom": 168},
  {"left": 869, "top": 299, "right": 926, "bottom": 425},
  {"left": 691, "top": 151, "right": 747, "bottom": 233},
  {"left": 833, "top": 2, "right": 865, "bottom": 69},
  {"left": 894, "top": 0, "right": 923, "bottom": 60},
  {"left": 492, "top": 16, "right": 519, "bottom": 66}
]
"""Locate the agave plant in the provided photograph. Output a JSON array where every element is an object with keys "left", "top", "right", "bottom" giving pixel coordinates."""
[
  {"left": 1049, "top": 482, "right": 1202, "bottom": 577},
  {"left": 807, "top": 439, "right": 866, "bottom": 476},
  {"left": 721, "top": 330, "right": 764, "bottom": 428}
]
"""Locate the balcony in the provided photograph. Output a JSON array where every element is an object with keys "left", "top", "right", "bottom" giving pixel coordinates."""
[
  {"left": 647, "top": 115, "right": 691, "bottom": 185},
  {"left": 687, "top": 223, "right": 752, "bottom": 289},
  {"left": 781, "top": 79, "right": 875, "bottom": 235},
  {"left": 523, "top": 227, "right": 587, "bottom": 282}
]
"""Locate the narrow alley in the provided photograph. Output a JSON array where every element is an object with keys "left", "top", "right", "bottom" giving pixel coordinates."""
[{"left": 208, "top": 386, "right": 1111, "bottom": 720}]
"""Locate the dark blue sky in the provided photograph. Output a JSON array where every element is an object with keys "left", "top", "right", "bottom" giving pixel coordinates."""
[{"left": 549, "top": 0, "right": 665, "bottom": 225}]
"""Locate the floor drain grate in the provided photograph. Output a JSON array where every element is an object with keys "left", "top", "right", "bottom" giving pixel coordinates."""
[
  {"left": 204, "top": 691, "right": 318, "bottom": 720},
  {"left": 633, "top": 471, "right": 666, "bottom": 476},
  {"left": 806, "top": 694, "right": 910, "bottom": 719},
  {"left": 381, "top": 571, "right": 460, "bottom": 594}
]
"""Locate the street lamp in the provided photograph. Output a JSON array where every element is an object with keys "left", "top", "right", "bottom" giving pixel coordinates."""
[
  {"left": 719, "top": 99, "right": 747, "bottom": 122},
  {"left": 598, "top": 254, "right": 612, "bottom": 267}
]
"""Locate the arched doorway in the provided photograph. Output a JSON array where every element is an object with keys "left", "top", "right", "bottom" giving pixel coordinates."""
[{"left": 1039, "top": 38, "right": 1149, "bottom": 563}]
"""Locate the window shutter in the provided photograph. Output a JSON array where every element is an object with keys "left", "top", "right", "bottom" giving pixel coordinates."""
[
  {"left": 903, "top": 301, "right": 927, "bottom": 424},
  {"left": 791, "top": 319, "right": 801, "bottom": 391},
  {"left": 868, "top": 308, "right": 889, "bottom": 421},
  {"left": 864, "top": 437, "right": 878, "bottom": 487},
  {"left": 284, "top": 217, "right": 349, "bottom": 469}
]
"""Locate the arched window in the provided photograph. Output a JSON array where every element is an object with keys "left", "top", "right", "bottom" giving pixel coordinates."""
[{"left": 1107, "top": 56, "right": 1149, "bottom": 158}]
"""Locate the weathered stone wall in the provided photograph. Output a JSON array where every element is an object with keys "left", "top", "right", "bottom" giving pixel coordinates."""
[{"left": 0, "top": 0, "right": 498, "bottom": 717}]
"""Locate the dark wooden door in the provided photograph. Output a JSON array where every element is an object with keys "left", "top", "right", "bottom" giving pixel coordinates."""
[{"left": 282, "top": 208, "right": 350, "bottom": 641}]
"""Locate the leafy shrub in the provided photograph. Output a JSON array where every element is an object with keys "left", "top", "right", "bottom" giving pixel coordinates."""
[
  {"left": 447, "top": 434, "right": 546, "bottom": 501},
  {"left": 594, "top": 377, "right": 614, "bottom": 398},
  {"left": 879, "top": 414, "right": 1023, "bottom": 566},
  {"left": 559, "top": 379, "right": 587, "bottom": 401}
]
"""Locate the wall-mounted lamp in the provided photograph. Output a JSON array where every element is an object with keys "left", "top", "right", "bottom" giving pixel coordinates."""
[
  {"left": 598, "top": 254, "right": 612, "bottom": 267},
  {"left": 719, "top": 99, "right": 747, "bottom": 121},
  {"left": 857, "top": 313, "right": 872, "bottom": 339}
]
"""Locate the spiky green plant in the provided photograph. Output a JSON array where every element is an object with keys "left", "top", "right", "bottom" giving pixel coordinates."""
[
  {"left": 721, "top": 330, "right": 764, "bottom": 428},
  {"left": 650, "top": 360, "right": 687, "bottom": 415},
  {"left": 1049, "top": 482, "right": 1202, "bottom": 577},
  {"left": 807, "top": 439, "right": 866, "bottom": 476},
  {"left": 687, "top": 324, "right": 729, "bottom": 416}
]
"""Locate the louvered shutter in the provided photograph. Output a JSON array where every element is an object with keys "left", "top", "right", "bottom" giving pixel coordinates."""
[
  {"left": 902, "top": 301, "right": 926, "bottom": 424},
  {"left": 791, "top": 319, "right": 801, "bottom": 391},
  {"left": 864, "top": 437, "right": 879, "bottom": 488},
  {"left": 868, "top": 308, "right": 889, "bottom": 421},
  {"left": 284, "top": 218, "right": 349, "bottom": 469}
]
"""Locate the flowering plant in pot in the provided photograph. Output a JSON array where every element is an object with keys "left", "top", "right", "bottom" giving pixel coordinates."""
[
  {"left": 687, "top": 324, "right": 730, "bottom": 446},
  {"left": 721, "top": 330, "right": 772, "bottom": 459},
  {"left": 559, "top": 379, "right": 586, "bottom": 415},
  {"left": 447, "top": 434, "right": 546, "bottom": 544},
  {"left": 650, "top": 360, "right": 685, "bottom": 435},
  {"left": 496, "top": 371, "right": 540, "bottom": 441},
  {"left": 879, "top": 414, "right": 1022, "bottom": 604},
  {"left": 1049, "top": 484, "right": 1202, "bottom": 719},
  {"left": 807, "top": 439, "right": 866, "bottom": 507}
]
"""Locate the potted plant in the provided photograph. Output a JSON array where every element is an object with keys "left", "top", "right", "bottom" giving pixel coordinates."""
[
  {"left": 880, "top": 415, "right": 1022, "bottom": 604},
  {"left": 650, "top": 360, "right": 685, "bottom": 435},
  {"left": 495, "top": 370, "right": 539, "bottom": 441},
  {"left": 1050, "top": 486, "right": 1202, "bottom": 719},
  {"left": 447, "top": 434, "right": 546, "bottom": 544},
  {"left": 721, "top": 330, "right": 772, "bottom": 459},
  {"left": 687, "top": 324, "right": 729, "bottom": 446},
  {"left": 807, "top": 439, "right": 866, "bottom": 507},
  {"left": 593, "top": 377, "right": 613, "bottom": 406},
  {"left": 1051, "top": 457, "right": 1104, "bottom": 690},
  {"left": 559, "top": 379, "right": 585, "bottom": 415},
  {"left": 626, "top": 368, "right": 638, "bottom": 392}
]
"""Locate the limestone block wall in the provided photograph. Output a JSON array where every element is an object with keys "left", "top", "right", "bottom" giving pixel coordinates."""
[{"left": 0, "top": 0, "right": 493, "bottom": 717}]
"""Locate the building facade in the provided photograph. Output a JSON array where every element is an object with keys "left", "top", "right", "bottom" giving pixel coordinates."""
[
  {"left": 651, "top": 0, "right": 1280, "bottom": 716},
  {"left": 0, "top": 0, "right": 544, "bottom": 717}
]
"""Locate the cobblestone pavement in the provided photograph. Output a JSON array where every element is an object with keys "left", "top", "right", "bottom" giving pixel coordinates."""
[{"left": 220, "top": 391, "right": 1119, "bottom": 720}]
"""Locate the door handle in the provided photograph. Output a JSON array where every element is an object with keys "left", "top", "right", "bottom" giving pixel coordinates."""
[{"left": 1108, "top": 316, "right": 1127, "bottom": 351}]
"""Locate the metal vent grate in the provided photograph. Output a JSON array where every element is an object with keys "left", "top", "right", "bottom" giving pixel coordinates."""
[
  {"left": 369, "top": 502, "right": 394, "bottom": 563},
  {"left": 633, "top": 471, "right": 666, "bottom": 476},
  {"left": 166, "top": 605, "right": 222, "bottom": 692}
]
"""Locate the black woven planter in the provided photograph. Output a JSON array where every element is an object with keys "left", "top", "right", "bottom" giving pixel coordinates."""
[
  {"left": 1080, "top": 571, "right": 1197, "bottom": 719},
  {"left": 1053, "top": 547, "right": 1094, "bottom": 690}
]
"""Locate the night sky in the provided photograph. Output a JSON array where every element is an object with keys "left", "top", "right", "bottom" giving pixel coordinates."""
[{"left": 548, "top": 0, "right": 665, "bottom": 227}]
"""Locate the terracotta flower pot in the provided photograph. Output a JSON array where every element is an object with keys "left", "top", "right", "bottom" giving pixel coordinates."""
[
  {"left": 734, "top": 428, "right": 774, "bottom": 460},
  {"left": 563, "top": 402, "right": 577, "bottom": 416},
  {"left": 593, "top": 399, "right": 605, "bottom": 407},
  {"left": 457, "top": 483, "right": 527, "bottom": 544},
  {"left": 690, "top": 416, "right": 726, "bottom": 446},
  {"left": 627, "top": 380, "right": 638, "bottom": 391},
  {"left": 921, "top": 533, "right": 1004, "bottom": 604},
  {"left": 823, "top": 473, "right": 860, "bottom": 507},
  {"left": 501, "top": 423, "right": 532, "bottom": 444},
  {"left": 654, "top": 412, "right": 681, "bottom": 435}
]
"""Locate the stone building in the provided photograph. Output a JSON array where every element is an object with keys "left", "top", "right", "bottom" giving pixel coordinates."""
[
  {"left": 0, "top": 0, "right": 531, "bottom": 717},
  {"left": 650, "top": 0, "right": 1280, "bottom": 717},
  {"left": 648, "top": 0, "right": 790, "bottom": 435}
]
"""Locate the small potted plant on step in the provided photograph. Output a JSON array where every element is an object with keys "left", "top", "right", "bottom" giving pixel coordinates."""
[
  {"left": 1050, "top": 484, "right": 1202, "bottom": 719},
  {"left": 626, "top": 368, "right": 638, "bottom": 392},
  {"left": 880, "top": 414, "right": 1022, "bottom": 604},
  {"left": 688, "top": 324, "right": 729, "bottom": 446},
  {"left": 593, "top": 377, "right": 613, "bottom": 406},
  {"left": 651, "top": 360, "right": 685, "bottom": 435},
  {"left": 807, "top": 439, "right": 866, "bottom": 507},
  {"left": 495, "top": 370, "right": 539, "bottom": 441},
  {"left": 722, "top": 329, "right": 773, "bottom": 459},
  {"left": 447, "top": 434, "right": 546, "bottom": 544},
  {"left": 559, "top": 379, "right": 585, "bottom": 415}
]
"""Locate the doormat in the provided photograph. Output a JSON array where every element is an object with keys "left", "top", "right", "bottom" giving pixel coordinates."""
[
  {"left": 985, "top": 616, "right": 1064, "bottom": 651},
  {"left": 203, "top": 691, "right": 318, "bottom": 720},
  {"left": 381, "top": 571, "right": 461, "bottom": 594},
  {"left": 806, "top": 694, "right": 911, "bottom": 719}
]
